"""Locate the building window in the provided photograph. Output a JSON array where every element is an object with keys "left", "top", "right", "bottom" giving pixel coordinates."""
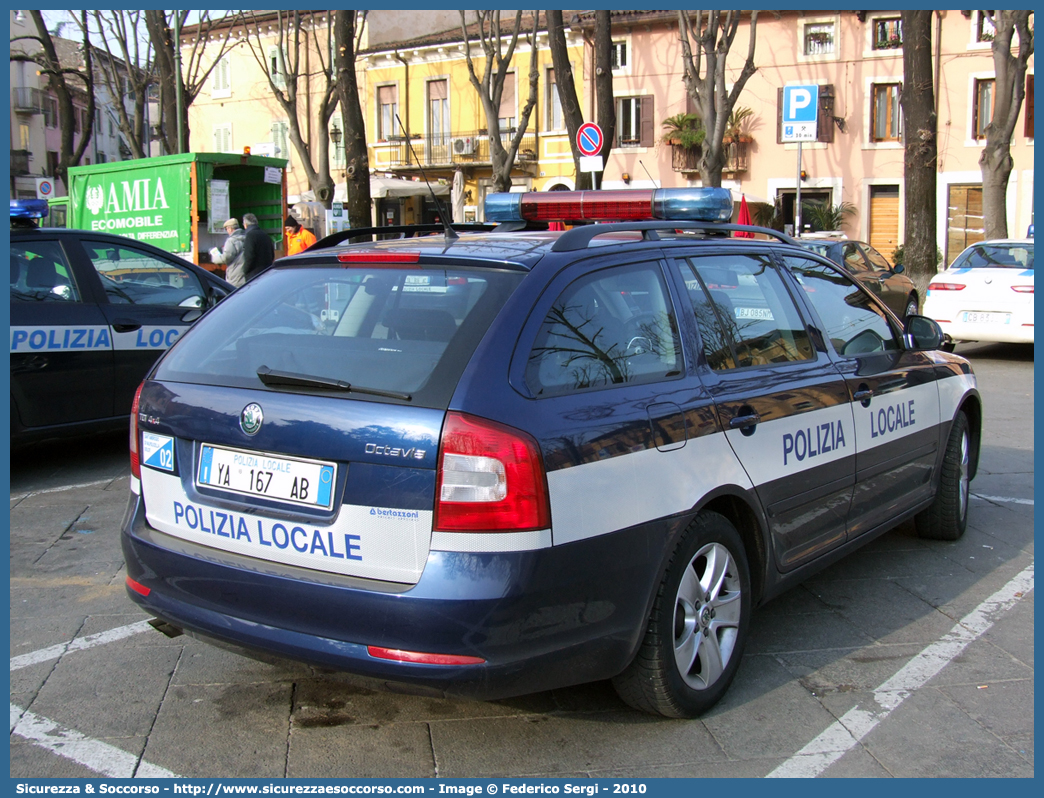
[
  {"left": 616, "top": 96, "right": 653, "bottom": 147},
  {"left": 547, "top": 68, "right": 564, "bottom": 131},
  {"left": 44, "top": 96, "right": 58, "bottom": 128},
  {"left": 428, "top": 79, "right": 449, "bottom": 144},
  {"left": 872, "top": 17, "right": 903, "bottom": 50},
  {"left": 977, "top": 11, "right": 996, "bottom": 43},
  {"left": 212, "top": 56, "right": 231, "bottom": 98},
  {"left": 213, "top": 123, "right": 232, "bottom": 153},
  {"left": 330, "top": 114, "right": 345, "bottom": 168},
  {"left": 499, "top": 73, "right": 516, "bottom": 132},
  {"left": 377, "top": 84, "right": 398, "bottom": 140},
  {"left": 47, "top": 151, "right": 59, "bottom": 177},
  {"left": 268, "top": 46, "right": 285, "bottom": 89},
  {"left": 973, "top": 78, "right": 994, "bottom": 139},
  {"left": 271, "top": 120, "right": 291, "bottom": 171},
  {"left": 871, "top": 83, "right": 902, "bottom": 142},
  {"left": 19, "top": 123, "right": 30, "bottom": 150},
  {"left": 611, "top": 41, "right": 627, "bottom": 70},
  {"left": 803, "top": 22, "right": 836, "bottom": 56}
]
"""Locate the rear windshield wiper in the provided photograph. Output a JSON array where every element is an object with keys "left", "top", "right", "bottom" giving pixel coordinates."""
[{"left": 255, "top": 365, "right": 412, "bottom": 401}]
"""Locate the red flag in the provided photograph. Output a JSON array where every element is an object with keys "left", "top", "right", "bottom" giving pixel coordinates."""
[{"left": 734, "top": 194, "right": 754, "bottom": 237}]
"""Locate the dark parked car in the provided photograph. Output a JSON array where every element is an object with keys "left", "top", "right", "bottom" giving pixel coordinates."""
[
  {"left": 121, "top": 189, "right": 980, "bottom": 718},
  {"left": 10, "top": 199, "right": 232, "bottom": 446},
  {"left": 797, "top": 235, "right": 919, "bottom": 319}
]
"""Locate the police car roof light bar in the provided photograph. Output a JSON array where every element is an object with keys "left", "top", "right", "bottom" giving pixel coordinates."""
[
  {"left": 10, "top": 198, "right": 49, "bottom": 221},
  {"left": 484, "top": 187, "right": 734, "bottom": 224}
]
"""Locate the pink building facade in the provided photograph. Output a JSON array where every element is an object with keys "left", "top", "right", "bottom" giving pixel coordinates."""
[{"left": 582, "top": 10, "right": 1033, "bottom": 266}]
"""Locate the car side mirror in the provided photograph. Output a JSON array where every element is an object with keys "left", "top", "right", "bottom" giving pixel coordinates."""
[
  {"left": 892, "top": 263, "right": 905, "bottom": 275},
  {"left": 179, "top": 295, "right": 204, "bottom": 309},
  {"left": 904, "top": 314, "right": 944, "bottom": 350}
]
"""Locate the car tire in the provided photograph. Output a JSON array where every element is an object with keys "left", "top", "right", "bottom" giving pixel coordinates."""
[
  {"left": 915, "top": 412, "right": 971, "bottom": 541},
  {"left": 904, "top": 295, "right": 919, "bottom": 319},
  {"left": 613, "top": 511, "right": 751, "bottom": 717}
]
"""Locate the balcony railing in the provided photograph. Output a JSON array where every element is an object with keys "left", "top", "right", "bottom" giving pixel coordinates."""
[
  {"left": 13, "top": 87, "right": 45, "bottom": 114},
  {"left": 370, "top": 130, "right": 538, "bottom": 171},
  {"left": 11, "top": 149, "right": 31, "bottom": 175}
]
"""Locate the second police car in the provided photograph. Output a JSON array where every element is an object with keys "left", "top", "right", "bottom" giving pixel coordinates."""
[
  {"left": 121, "top": 188, "right": 980, "bottom": 717},
  {"left": 10, "top": 199, "right": 233, "bottom": 446}
]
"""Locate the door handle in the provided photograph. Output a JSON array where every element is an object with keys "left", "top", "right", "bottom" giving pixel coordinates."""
[
  {"left": 853, "top": 387, "right": 873, "bottom": 408},
  {"left": 111, "top": 320, "right": 142, "bottom": 333},
  {"left": 729, "top": 413, "right": 760, "bottom": 430}
]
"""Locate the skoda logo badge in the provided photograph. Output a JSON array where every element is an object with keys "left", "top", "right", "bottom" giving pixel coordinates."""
[{"left": 240, "top": 403, "right": 264, "bottom": 435}]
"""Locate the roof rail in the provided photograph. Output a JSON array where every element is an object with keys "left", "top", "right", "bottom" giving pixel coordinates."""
[
  {"left": 551, "top": 222, "right": 799, "bottom": 252},
  {"left": 310, "top": 223, "right": 497, "bottom": 251}
]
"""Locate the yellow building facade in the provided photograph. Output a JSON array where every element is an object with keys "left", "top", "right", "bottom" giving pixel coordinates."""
[{"left": 358, "top": 15, "right": 587, "bottom": 222}]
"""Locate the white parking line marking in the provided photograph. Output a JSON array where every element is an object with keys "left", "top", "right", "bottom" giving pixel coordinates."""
[
  {"left": 10, "top": 703, "right": 180, "bottom": 778},
  {"left": 10, "top": 477, "right": 122, "bottom": 502},
  {"left": 972, "top": 493, "right": 1034, "bottom": 506},
  {"left": 10, "top": 620, "right": 154, "bottom": 672},
  {"left": 767, "top": 562, "right": 1034, "bottom": 778}
]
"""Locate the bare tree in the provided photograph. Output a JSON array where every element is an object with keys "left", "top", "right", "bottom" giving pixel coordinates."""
[
  {"left": 979, "top": 11, "right": 1034, "bottom": 240},
  {"left": 11, "top": 11, "right": 95, "bottom": 188},
  {"left": 333, "top": 10, "right": 371, "bottom": 229},
  {"left": 82, "top": 12, "right": 155, "bottom": 160},
  {"left": 677, "top": 10, "right": 759, "bottom": 187},
  {"left": 460, "top": 11, "right": 541, "bottom": 193},
  {"left": 547, "top": 11, "right": 615, "bottom": 190},
  {"left": 242, "top": 11, "right": 341, "bottom": 208},
  {"left": 900, "top": 11, "right": 938, "bottom": 300},
  {"left": 144, "top": 11, "right": 242, "bottom": 155}
]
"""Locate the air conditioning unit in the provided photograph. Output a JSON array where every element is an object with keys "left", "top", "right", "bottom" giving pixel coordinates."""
[{"left": 452, "top": 136, "right": 475, "bottom": 155}]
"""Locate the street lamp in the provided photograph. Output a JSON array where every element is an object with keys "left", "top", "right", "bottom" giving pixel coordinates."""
[{"left": 330, "top": 124, "right": 342, "bottom": 146}]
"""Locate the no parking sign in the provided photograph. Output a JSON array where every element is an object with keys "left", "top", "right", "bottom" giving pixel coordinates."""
[{"left": 35, "top": 177, "right": 54, "bottom": 200}]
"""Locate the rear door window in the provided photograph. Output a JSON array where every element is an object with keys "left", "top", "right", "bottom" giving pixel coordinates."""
[
  {"left": 155, "top": 266, "right": 522, "bottom": 407},
  {"left": 525, "top": 261, "right": 682, "bottom": 396},
  {"left": 10, "top": 240, "right": 81, "bottom": 303}
]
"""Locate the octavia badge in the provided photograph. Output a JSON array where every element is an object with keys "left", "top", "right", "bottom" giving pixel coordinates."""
[{"left": 240, "top": 403, "right": 264, "bottom": 435}]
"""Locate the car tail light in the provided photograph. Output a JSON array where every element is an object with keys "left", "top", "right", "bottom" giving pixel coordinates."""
[
  {"left": 129, "top": 381, "right": 145, "bottom": 479},
  {"left": 1011, "top": 285, "right": 1034, "bottom": 294},
  {"left": 337, "top": 251, "right": 420, "bottom": 264},
  {"left": 434, "top": 412, "right": 550, "bottom": 532},
  {"left": 927, "top": 282, "right": 966, "bottom": 291},
  {"left": 366, "top": 646, "right": 485, "bottom": 665}
]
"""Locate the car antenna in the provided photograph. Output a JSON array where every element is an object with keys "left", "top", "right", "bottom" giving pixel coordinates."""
[
  {"left": 396, "top": 114, "right": 458, "bottom": 242},
  {"left": 638, "top": 160, "right": 658, "bottom": 187}
]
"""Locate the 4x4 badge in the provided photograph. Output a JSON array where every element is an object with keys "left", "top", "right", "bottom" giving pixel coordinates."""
[{"left": 240, "top": 403, "right": 264, "bottom": 435}]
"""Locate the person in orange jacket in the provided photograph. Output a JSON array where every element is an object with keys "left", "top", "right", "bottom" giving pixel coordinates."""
[{"left": 284, "top": 214, "right": 317, "bottom": 257}]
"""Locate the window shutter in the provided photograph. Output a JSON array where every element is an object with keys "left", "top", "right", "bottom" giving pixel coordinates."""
[
  {"left": 776, "top": 87, "right": 784, "bottom": 144},
  {"left": 640, "top": 95, "right": 654, "bottom": 147},
  {"left": 817, "top": 84, "right": 835, "bottom": 142},
  {"left": 1026, "top": 74, "right": 1034, "bottom": 138}
]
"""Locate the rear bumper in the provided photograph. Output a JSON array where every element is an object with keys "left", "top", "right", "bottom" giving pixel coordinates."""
[
  {"left": 121, "top": 492, "right": 671, "bottom": 700},
  {"left": 938, "top": 319, "right": 1034, "bottom": 344}
]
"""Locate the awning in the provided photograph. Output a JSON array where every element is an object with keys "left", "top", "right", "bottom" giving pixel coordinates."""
[{"left": 297, "top": 177, "right": 450, "bottom": 203}]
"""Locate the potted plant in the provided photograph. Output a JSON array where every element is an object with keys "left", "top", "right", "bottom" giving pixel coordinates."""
[
  {"left": 723, "top": 106, "right": 755, "bottom": 144},
  {"left": 661, "top": 113, "right": 706, "bottom": 150}
]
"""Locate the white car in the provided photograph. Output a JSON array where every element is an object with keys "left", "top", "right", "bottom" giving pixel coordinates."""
[{"left": 924, "top": 239, "right": 1034, "bottom": 345}]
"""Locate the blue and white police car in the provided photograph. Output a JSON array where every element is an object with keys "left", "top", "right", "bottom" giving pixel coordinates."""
[
  {"left": 10, "top": 199, "right": 232, "bottom": 446},
  {"left": 121, "top": 188, "right": 980, "bottom": 717}
]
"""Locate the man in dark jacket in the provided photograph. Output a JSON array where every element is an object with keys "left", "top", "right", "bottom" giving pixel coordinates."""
[{"left": 241, "top": 212, "right": 275, "bottom": 282}]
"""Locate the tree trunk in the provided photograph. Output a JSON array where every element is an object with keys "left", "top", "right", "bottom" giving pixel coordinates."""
[
  {"left": 334, "top": 11, "right": 371, "bottom": 229},
  {"left": 144, "top": 11, "right": 188, "bottom": 155},
  {"left": 592, "top": 11, "right": 616, "bottom": 178},
  {"left": 979, "top": 11, "right": 1034, "bottom": 240},
  {"left": 900, "top": 11, "right": 938, "bottom": 298},
  {"left": 546, "top": 11, "right": 590, "bottom": 189}
]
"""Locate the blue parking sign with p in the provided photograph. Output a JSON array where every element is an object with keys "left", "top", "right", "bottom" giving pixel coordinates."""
[{"left": 782, "top": 85, "right": 819, "bottom": 141}]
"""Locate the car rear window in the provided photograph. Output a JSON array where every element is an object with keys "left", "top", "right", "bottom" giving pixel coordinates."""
[
  {"left": 955, "top": 243, "right": 1034, "bottom": 270},
  {"left": 154, "top": 265, "right": 523, "bottom": 407}
]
